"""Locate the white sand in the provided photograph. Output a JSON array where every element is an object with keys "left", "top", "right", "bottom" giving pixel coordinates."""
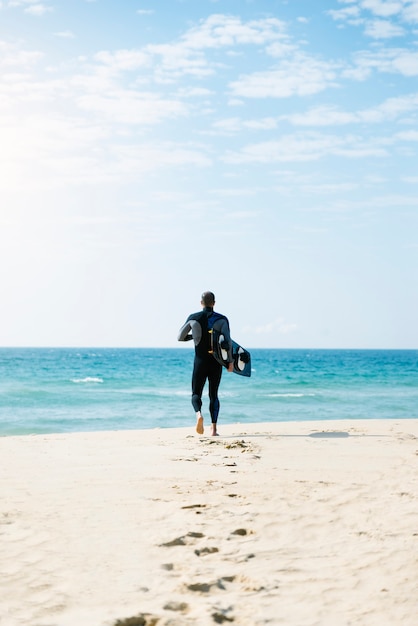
[{"left": 1, "top": 419, "right": 417, "bottom": 626}]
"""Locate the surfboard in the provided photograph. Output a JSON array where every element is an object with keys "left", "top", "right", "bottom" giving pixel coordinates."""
[{"left": 209, "top": 329, "right": 251, "bottom": 377}]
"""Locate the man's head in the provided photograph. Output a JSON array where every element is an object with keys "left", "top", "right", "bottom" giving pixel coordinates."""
[{"left": 201, "top": 291, "right": 215, "bottom": 307}]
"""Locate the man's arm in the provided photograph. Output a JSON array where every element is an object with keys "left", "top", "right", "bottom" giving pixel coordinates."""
[
  {"left": 178, "top": 317, "right": 203, "bottom": 345},
  {"left": 177, "top": 319, "right": 193, "bottom": 342}
]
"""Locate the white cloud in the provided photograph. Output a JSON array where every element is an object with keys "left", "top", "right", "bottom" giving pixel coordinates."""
[
  {"left": 245, "top": 117, "right": 278, "bottom": 130},
  {"left": 360, "top": 0, "right": 404, "bottom": 18},
  {"left": 146, "top": 43, "right": 215, "bottom": 80},
  {"left": 395, "top": 129, "right": 418, "bottom": 140},
  {"left": 283, "top": 93, "right": 418, "bottom": 126},
  {"left": 222, "top": 132, "right": 388, "bottom": 164},
  {"left": 265, "top": 40, "right": 297, "bottom": 57},
  {"left": 6, "top": 0, "right": 53, "bottom": 13},
  {"left": 403, "top": 1, "right": 418, "bottom": 22},
  {"left": 175, "top": 86, "right": 213, "bottom": 98},
  {"left": 0, "top": 106, "right": 211, "bottom": 190},
  {"left": 0, "top": 36, "right": 207, "bottom": 193},
  {"left": 137, "top": 9, "right": 154, "bottom": 15},
  {"left": 284, "top": 106, "right": 356, "bottom": 127},
  {"left": 24, "top": 3, "right": 52, "bottom": 15},
  {"left": 229, "top": 55, "right": 338, "bottom": 99},
  {"left": 146, "top": 15, "right": 288, "bottom": 81},
  {"left": 348, "top": 48, "right": 418, "bottom": 78},
  {"left": 76, "top": 90, "right": 188, "bottom": 125},
  {"left": 389, "top": 50, "right": 418, "bottom": 75},
  {"left": 54, "top": 31, "right": 76, "bottom": 39},
  {"left": 301, "top": 182, "right": 359, "bottom": 194},
  {"left": 0, "top": 41, "right": 43, "bottom": 68},
  {"left": 359, "top": 93, "right": 418, "bottom": 121},
  {"left": 107, "top": 142, "right": 212, "bottom": 177},
  {"left": 330, "top": 0, "right": 418, "bottom": 28},
  {"left": 94, "top": 49, "right": 150, "bottom": 72},
  {"left": 181, "top": 14, "right": 286, "bottom": 49},
  {"left": 328, "top": 5, "right": 362, "bottom": 22},
  {"left": 212, "top": 116, "right": 278, "bottom": 133},
  {"left": 212, "top": 117, "right": 242, "bottom": 133},
  {"left": 364, "top": 18, "right": 405, "bottom": 37}
]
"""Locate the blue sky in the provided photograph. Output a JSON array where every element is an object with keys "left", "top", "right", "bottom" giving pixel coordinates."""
[{"left": 0, "top": 0, "right": 417, "bottom": 348}]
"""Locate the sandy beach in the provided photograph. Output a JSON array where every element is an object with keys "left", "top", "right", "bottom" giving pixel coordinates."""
[{"left": 1, "top": 419, "right": 417, "bottom": 626}]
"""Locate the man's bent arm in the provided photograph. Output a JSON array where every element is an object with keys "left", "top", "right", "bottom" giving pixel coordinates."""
[{"left": 177, "top": 320, "right": 193, "bottom": 342}]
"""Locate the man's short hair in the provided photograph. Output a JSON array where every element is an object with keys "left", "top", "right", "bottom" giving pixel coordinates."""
[{"left": 201, "top": 291, "right": 215, "bottom": 306}]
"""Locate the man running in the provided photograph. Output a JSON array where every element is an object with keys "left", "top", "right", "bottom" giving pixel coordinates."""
[{"left": 178, "top": 291, "right": 234, "bottom": 436}]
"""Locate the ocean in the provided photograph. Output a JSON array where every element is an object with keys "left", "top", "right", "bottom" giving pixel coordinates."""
[{"left": 0, "top": 348, "right": 417, "bottom": 436}]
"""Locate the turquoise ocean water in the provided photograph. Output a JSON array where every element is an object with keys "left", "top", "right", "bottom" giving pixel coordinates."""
[{"left": 0, "top": 348, "right": 417, "bottom": 436}]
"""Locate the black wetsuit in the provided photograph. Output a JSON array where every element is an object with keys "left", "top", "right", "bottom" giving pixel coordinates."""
[{"left": 178, "top": 307, "right": 233, "bottom": 424}]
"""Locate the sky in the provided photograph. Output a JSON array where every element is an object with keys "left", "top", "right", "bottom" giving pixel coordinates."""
[{"left": 0, "top": 0, "right": 417, "bottom": 349}]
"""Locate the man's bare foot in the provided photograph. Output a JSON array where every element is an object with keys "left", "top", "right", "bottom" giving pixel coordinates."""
[
  {"left": 196, "top": 412, "right": 204, "bottom": 435},
  {"left": 211, "top": 424, "right": 219, "bottom": 436}
]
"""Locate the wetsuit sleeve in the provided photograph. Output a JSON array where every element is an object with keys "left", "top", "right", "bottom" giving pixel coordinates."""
[
  {"left": 177, "top": 315, "right": 203, "bottom": 346},
  {"left": 177, "top": 319, "right": 193, "bottom": 342}
]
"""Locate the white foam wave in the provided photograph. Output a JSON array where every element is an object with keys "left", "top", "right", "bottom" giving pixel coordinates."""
[
  {"left": 71, "top": 377, "right": 104, "bottom": 384},
  {"left": 266, "top": 393, "right": 316, "bottom": 398}
]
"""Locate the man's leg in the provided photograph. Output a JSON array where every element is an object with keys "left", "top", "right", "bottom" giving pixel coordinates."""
[
  {"left": 192, "top": 357, "right": 207, "bottom": 434},
  {"left": 208, "top": 360, "right": 223, "bottom": 436}
]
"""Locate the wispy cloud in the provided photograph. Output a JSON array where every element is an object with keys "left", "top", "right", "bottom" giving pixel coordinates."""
[
  {"left": 94, "top": 49, "right": 151, "bottom": 72},
  {"left": 0, "top": 40, "right": 43, "bottom": 68},
  {"left": 212, "top": 116, "right": 278, "bottom": 134},
  {"left": 146, "top": 15, "right": 288, "bottom": 81},
  {"left": 0, "top": 106, "right": 211, "bottom": 190},
  {"left": 328, "top": 0, "right": 418, "bottom": 33},
  {"left": 54, "top": 30, "right": 76, "bottom": 39},
  {"left": 229, "top": 55, "right": 339, "bottom": 99},
  {"left": 222, "top": 132, "right": 388, "bottom": 164},
  {"left": 25, "top": 3, "right": 52, "bottom": 15},
  {"left": 212, "top": 91, "right": 418, "bottom": 132},
  {"left": 6, "top": 0, "right": 53, "bottom": 14},
  {"left": 348, "top": 47, "right": 418, "bottom": 77},
  {"left": 364, "top": 18, "right": 405, "bottom": 37},
  {"left": 282, "top": 93, "right": 418, "bottom": 126},
  {"left": 76, "top": 90, "right": 188, "bottom": 125},
  {"left": 179, "top": 14, "right": 287, "bottom": 49}
]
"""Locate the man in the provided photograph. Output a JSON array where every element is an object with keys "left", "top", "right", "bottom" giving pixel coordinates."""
[{"left": 178, "top": 291, "right": 234, "bottom": 436}]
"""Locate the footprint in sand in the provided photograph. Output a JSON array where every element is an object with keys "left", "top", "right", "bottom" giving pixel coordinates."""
[
  {"left": 212, "top": 611, "right": 235, "bottom": 624},
  {"left": 113, "top": 613, "right": 159, "bottom": 626},
  {"left": 163, "top": 600, "right": 189, "bottom": 613},
  {"left": 160, "top": 531, "right": 205, "bottom": 547},
  {"left": 231, "top": 528, "right": 247, "bottom": 536},
  {"left": 195, "top": 546, "right": 219, "bottom": 556},
  {"left": 187, "top": 576, "right": 236, "bottom": 593},
  {"left": 161, "top": 563, "right": 174, "bottom": 571},
  {"left": 181, "top": 503, "right": 207, "bottom": 510},
  {"left": 160, "top": 536, "right": 187, "bottom": 547}
]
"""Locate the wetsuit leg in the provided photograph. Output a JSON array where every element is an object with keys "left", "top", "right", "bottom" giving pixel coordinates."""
[
  {"left": 191, "top": 356, "right": 207, "bottom": 413},
  {"left": 208, "top": 359, "right": 223, "bottom": 424}
]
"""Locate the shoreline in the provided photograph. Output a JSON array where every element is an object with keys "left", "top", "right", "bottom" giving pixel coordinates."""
[
  {"left": 1, "top": 419, "right": 417, "bottom": 625},
  {"left": 2, "top": 415, "right": 418, "bottom": 440}
]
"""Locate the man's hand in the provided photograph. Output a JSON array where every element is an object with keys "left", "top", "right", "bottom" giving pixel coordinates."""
[{"left": 227, "top": 362, "right": 234, "bottom": 372}]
